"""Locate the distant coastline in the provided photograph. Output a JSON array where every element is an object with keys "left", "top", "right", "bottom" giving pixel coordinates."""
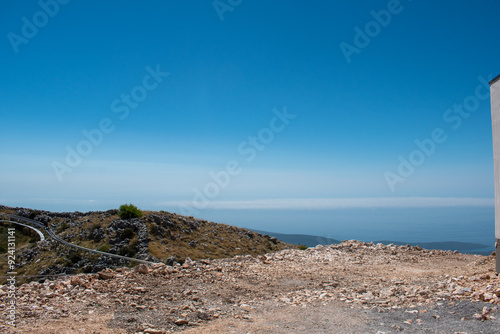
[{"left": 252, "top": 229, "right": 494, "bottom": 255}]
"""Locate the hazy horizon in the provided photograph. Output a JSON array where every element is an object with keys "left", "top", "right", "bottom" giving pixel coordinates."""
[{"left": 1, "top": 201, "right": 494, "bottom": 249}]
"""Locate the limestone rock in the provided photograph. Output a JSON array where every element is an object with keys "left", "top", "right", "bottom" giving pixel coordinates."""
[
  {"left": 174, "top": 319, "right": 189, "bottom": 326},
  {"left": 134, "top": 264, "right": 150, "bottom": 274},
  {"left": 98, "top": 271, "right": 114, "bottom": 280}
]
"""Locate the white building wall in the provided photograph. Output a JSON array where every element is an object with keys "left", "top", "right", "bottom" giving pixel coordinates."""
[{"left": 491, "top": 77, "right": 500, "bottom": 240}]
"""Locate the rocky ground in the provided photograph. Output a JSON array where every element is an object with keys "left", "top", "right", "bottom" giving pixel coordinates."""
[{"left": 2, "top": 240, "right": 500, "bottom": 333}]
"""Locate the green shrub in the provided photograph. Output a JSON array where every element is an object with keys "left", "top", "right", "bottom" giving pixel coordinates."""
[
  {"left": 57, "top": 221, "right": 69, "bottom": 233},
  {"left": 28, "top": 211, "right": 41, "bottom": 219},
  {"left": 120, "top": 227, "right": 135, "bottom": 239},
  {"left": 97, "top": 244, "right": 111, "bottom": 252},
  {"left": 119, "top": 239, "right": 139, "bottom": 257},
  {"left": 68, "top": 251, "right": 82, "bottom": 264},
  {"left": 150, "top": 224, "right": 160, "bottom": 236},
  {"left": 298, "top": 244, "right": 308, "bottom": 250},
  {"left": 118, "top": 204, "right": 143, "bottom": 219}
]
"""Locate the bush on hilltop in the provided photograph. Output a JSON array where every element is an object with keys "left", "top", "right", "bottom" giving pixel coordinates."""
[{"left": 118, "top": 203, "right": 143, "bottom": 220}]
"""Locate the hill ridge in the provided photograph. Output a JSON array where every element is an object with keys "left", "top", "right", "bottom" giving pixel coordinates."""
[{"left": 0, "top": 205, "right": 291, "bottom": 284}]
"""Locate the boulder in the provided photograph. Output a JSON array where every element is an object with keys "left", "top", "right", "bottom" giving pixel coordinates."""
[{"left": 98, "top": 271, "right": 115, "bottom": 280}]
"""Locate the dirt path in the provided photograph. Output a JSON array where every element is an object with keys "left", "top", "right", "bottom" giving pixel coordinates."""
[
  {"left": 183, "top": 300, "right": 371, "bottom": 334},
  {"left": 184, "top": 300, "right": 500, "bottom": 334}
]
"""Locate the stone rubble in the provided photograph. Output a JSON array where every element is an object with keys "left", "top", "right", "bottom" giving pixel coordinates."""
[{"left": 1, "top": 240, "right": 499, "bottom": 333}]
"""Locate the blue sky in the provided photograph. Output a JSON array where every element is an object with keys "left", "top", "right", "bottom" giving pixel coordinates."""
[{"left": 1, "top": 1, "right": 500, "bottom": 222}]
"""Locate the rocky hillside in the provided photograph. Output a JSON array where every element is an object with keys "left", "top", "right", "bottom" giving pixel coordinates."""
[{"left": 0, "top": 205, "right": 292, "bottom": 284}]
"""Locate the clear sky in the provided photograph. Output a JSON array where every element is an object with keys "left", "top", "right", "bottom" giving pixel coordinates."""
[{"left": 1, "top": 1, "right": 500, "bottom": 221}]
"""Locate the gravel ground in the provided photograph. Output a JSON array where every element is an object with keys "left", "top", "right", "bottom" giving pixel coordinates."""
[
  {"left": 2, "top": 241, "right": 499, "bottom": 333},
  {"left": 182, "top": 300, "right": 500, "bottom": 334},
  {"left": 368, "top": 300, "right": 500, "bottom": 334}
]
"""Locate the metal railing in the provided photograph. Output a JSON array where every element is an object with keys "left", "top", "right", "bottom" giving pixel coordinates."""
[{"left": 1, "top": 213, "right": 154, "bottom": 265}]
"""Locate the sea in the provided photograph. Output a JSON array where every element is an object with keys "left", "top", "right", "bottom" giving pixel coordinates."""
[
  {"left": 198, "top": 206, "right": 496, "bottom": 255},
  {"left": 13, "top": 202, "right": 496, "bottom": 255}
]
